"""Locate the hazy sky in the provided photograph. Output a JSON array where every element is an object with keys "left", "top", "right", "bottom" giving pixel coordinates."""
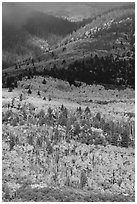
[
  {"left": 2, "top": 2, "right": 132, "bottom": 25},
  {"left": 3, "top": 2, "right": 129, "bottom": 13}
]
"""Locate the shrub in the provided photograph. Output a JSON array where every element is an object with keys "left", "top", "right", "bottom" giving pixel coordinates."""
[
  {"left": 42, "top": 79, "right": 46, "bottom": 84},
  {"left": 10, "top": 117, "right": 19, "bottom": 126},
  {"left": 8, "top": 87, "right": 13, "bottom": 92},
  {"left": 76, "top": 106, "right": 82, "bottom": 113},
  {"left": 58, "top": 113, "right": 67, "bottom": 126},
  {"left": 96, "top": 112, "right": 101, "bottom": 121},
  {"left": 2, "top": 184, "right": 11, "bottom": 201},
  {"left": 27, "top": 89, "right": 32, "bottom": 94},
  {"left": 80, "top": 170, "right": 87, "bottom": 189},
  {"left": 37, "top": 109, "right": 45, "bottom": 118},
  {"left": 19, "top": 94, "right": 23, "bottom": 101},
  {"left": 56, "top": 81, "right": 70, "bottom": 92},
  {"left": 9, "top": 135, "right": 16, "bottom": 151},
  {"left": 2, "top": 110, "right": 13, "bottom": 122},
  {"left": 111, "top": 133, "right": 119, "bottom": 146},
  {"left": 73, "top": 122, "right": 81, "bottom": 135},
  {"left": 48, "top": 96, "right": 52, "bottom": 101},
  {"left": 121, "top": 130, "right": 130, "bottom": 147},
  {"left": 28, "top": 135, "right": 34, "bottom": 146},
  {"left": 37, "top": 90, "right": 41, "bottom": 96},
  {"left": 6, "top": 76, "right": 15, "bottom": 88},
  {"left": 47, "top": 107, "right": 52, "bottom": 115},
  {"left": 85, "top": 106, "right": 91, "bottom": 113}
]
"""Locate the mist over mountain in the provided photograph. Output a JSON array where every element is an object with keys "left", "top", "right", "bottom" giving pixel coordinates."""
[
  {"left": 2, "top": 3, "right": 78, "bottom": 68},
  {"left": 2, "top": 2, "right": 134, "bottom": 69},
  {"left": 2, "top": 2, "right": 32, "bottom": 26},
  {"left": 3, "top": 2, "right": 133, "bottom": 24}
]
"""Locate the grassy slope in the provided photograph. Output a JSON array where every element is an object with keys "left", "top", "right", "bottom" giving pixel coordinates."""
[
  {"left": 2, "top": 80, "right": 135, "bottom": 202},
  {"left": 3, "top": 76, "right": 135, "bottom": 121},
  {"left": 8, "top": 186, "right": 135, "bottom": 202}
]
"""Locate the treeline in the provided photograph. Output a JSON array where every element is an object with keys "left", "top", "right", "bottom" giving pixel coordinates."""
[
  {"left": 43, "top": 54, "right": 135, "bottom": 88},
  {"left": 3, "top": 52, "right": 135, "bottom": 90}
]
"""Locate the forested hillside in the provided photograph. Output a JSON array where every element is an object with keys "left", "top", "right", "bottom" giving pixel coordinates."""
[
  {"left": 2, "top": 2, "right": 134, "bottom": 69},
  {"left": 2, "top": 12, "right": 78, "bottom": 69},
  {"left": 3, "top": 3, "right": 135, "bottom": 88}
]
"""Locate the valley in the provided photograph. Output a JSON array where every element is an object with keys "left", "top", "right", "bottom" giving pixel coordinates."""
[{"left": 2, "top": 2, "right": 135, "bottom": 202}]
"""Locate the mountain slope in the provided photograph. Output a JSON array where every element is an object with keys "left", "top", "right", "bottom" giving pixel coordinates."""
[
  {"left": 2, "top": 11, "right": 78, "bottom": 69},
  {"left": 2, "top": 2, "right": 134, "bottom": 69},
  {"left": 2, "top": 3, "right": 135, "bottom": 88},
  {"left": 59, "top": 6, "right": 134, "bottom": 47}
]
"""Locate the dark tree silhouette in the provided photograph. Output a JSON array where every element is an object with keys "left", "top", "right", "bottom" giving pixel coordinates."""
[
  {"left": 28, "top": 89, "right": 32, "bottom": 95},
  {"left": 42, "top": 78, "right": 47, "bottom": 84}
]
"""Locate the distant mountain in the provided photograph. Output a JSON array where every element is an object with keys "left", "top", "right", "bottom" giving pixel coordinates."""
[
  {"left": 2, "top": 11, "right": 78, "bottom": 69},
  {"left": 59, "top": 4, "right": 135, "bottom": 47},
  {"left": 3, "top": 3, "right": 135, "bottom": 88},
  {"left": 24, "top": 11, "right": 77, "bottom": 39},
  {"left": 2, "top": 2, "right": 134, "bottom": 69},
  {"left": 22, "top": 2, "right": 133, "bottom": 22}
]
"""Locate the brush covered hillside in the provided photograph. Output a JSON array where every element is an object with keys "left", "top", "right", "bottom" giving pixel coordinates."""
[
  {"left": 2, "top": 77, "right": 135, "bottom": 202},
  {"left": 2, "top": 3, "right": 135, "bottom": 202},
  {"left": 2, "top": 2, "right": 133, "bottom": 69},
  {"left": 3, "top": 3, "right": 135, "bottom": 88},
  {"left": 2, "top": 75, "right": 135, "bottom": 202}
]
